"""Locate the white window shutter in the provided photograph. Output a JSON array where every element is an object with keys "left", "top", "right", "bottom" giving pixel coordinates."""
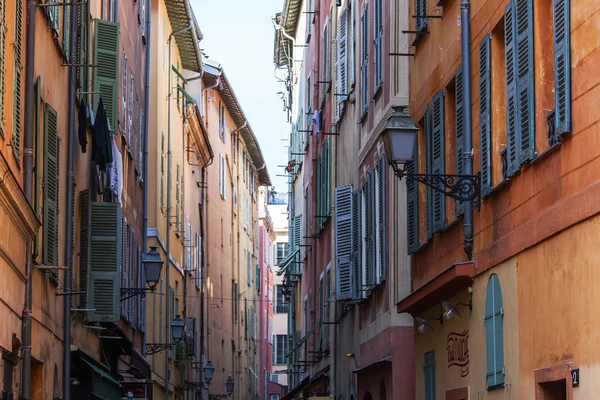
[
  {"left": 335, "top": 185, "right": 353, "bottom": 300},
  {"left": 337, "top": 9, "right": 348, "bottom": 120}
]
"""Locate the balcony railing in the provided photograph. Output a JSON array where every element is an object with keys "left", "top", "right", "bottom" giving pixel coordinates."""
[{"left": 275, "top": 304, "right": 289, "bottom": 313}]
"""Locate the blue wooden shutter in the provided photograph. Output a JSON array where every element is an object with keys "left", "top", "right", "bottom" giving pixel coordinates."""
[
  {"left": 93, "top": 19, "right": 120, "bottom": 131},
  {"left": 12, "top": 0, "right": 24, "bottom": 161},
  {"left": 87, "top": 202, "right": 122, "bottom": 322},
  {"left": 432, "top": 90, "right": 446, "bottom": 232},
  {"left": 351, "top": 190, "right": 362, "bottom": 298},
  {"left": 43, "top": 105, "right": 60, "bottom": 271},
  {"left": 479, "top": 34, "right": 493, "bottom": 195},
  {"left": 374, "top": 0, "right": 383, "bottom": 92},
  {"left": 423, "top": 351, "right": 436, "bottom": 400},
  {"left": 377, "top": 155, "right": 386, "bottom": 282},
  {"left": 455, "top": 66, "right": 465, "bottom": 216},
  {"left": 416, "top": 0, "right": 428, "bottom": 32},
  {"left": 349, "top": 0, "right": 356, "bottom": 88},
  {"left": 335, "top": 185, "right": 353, "bottom": 300},
  {"left": 406, "top": 138, "right": 419, "bottom": 254},
  {"left": 424, "top": 104, "right": 433, "bottom": 240},
  {"left": 360, "top": 7, "right": 369, "bottom": 115},
  {"left": 516, "top": 0, "right": 535, "bottom": 164},
  {"left": 337, "top": 9, "right": 348, "bottom": 119},
  {"left": 484, "top": 274, "right": 505, "bottom": 387},
  {"left": 505, "top": 1, "right": 519, "bottom": 175},
  {"left": 363, "top": 176, "right": 374, "bottom": 288},
  {"left": 554, "top": 0, "right": 570, "bottom": 135}
]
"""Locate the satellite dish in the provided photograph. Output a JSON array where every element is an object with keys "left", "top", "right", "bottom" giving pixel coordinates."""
[
  {"left": 442, "top": 301, "right": 462, "bottom": 320},
  {"left": 415, "top": 317, "right": 434, "bottom": 333}
]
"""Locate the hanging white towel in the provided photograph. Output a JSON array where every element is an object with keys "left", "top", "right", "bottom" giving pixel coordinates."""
[
  {"left": 110, "top": 138, "right": 124, "bottom": 204},
  {"left": 311, "top": 110, "right": 321, "bottom": 134}
]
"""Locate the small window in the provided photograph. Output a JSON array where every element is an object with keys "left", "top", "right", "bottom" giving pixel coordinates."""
[{"left": 485, "top": 274, "right": 505, "bottom": 388}]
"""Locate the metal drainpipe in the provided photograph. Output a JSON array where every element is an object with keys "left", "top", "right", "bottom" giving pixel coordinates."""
[
  {"left": 461, "top": 0, "right": 474, "bottom": 259},
  {"left": 199, "top": 161, "right": 210, "bottom": 400},
  {"left": 167, "top": 22, "right": 192, "bottom": 400},
  {"left": 142, "top": 0, "right": 152, "bottom": 358},
  {"left": 62, "top": 4, "right": 79, "bottom": 400},
  {"left": 20, "top": 0, "right": 37, "bottom": 394}
]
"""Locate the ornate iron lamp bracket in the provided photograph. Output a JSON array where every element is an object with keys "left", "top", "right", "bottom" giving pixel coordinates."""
[
  {"left": 120, "top": 287, "right": 151, "bottom": 301},
  {"left": 145, "top": 343, "right": 175, "bottom": 355}
]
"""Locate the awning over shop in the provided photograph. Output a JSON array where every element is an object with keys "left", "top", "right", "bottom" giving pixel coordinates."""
[
  {"left": 80, "top": 356, "right": 123, "bottom": 400},
  {"left": 353, "top": 356, "right": 391, "bottom": 375},
  {"left": 276, "top": 248, "right": 300, "bottom": 276},
  {"left": 396, "top": 261, "right": 474, "bottom": 315}
]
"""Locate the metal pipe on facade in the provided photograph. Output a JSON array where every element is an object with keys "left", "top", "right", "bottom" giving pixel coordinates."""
[
  {"left": 461, "top": 0, "right": 474, "bottom": 259},
  {"left": 20, "top": 0, "right": 37, "bottom": 394},
  {"left": 142, "top": 0, "right": 151, "bottom": 358},
  {"left": 167, "top": 22, "right": 193, "bottom": 400},
  {"left": 62, "top": 5, "right": 79, "bottom": 400}
]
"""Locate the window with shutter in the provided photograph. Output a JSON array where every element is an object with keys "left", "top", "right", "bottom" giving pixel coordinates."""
[
  {"left": 322, "top": 23, "right": 328, "bottom": 101},
  {"left": 363, "top": 172, "right": 375, "bottom": 290},
  {"left": 12, "top": 0, "right": 24, "bottom": 161},
  {"left": 129, "top": 229, "right": 135, "bottom": 322},
  {"left": 48, "top": 0, "right": 60, "bottom": 33},
  {"left": 87, "top": 202, "right": 122, "bottom": 322},
  {"left": 423, "top": 351, "right": 436, "bottom": 400},
  {"left": 374, "top": 0, "right": 383, "bottom": 93},
  {"left": 455, "top": 67, "right": 465, "bottom": 216},
  {"left": 406, "top": 135, "right": 419, "bottom": 254},
  {"left": 516, "top": 0, "right": 535, "bottom": 164},
  {"left": 431, "top": 90, "right": 446, "bottom": 232},
  {"left": 351, "top": 190, "right": 362, "bottom": 298},
  {"left": 93, "top": 19, "right": 120, "bottom": 132},
  {"left": 233, "top": 282, "right": 238, "bottom": 323},
  {"left": 43, "top": 105, "right": 59, "bottom": 272},
  {"left": 416, "top": 0, "right": 428, "bottom": 32},
  {"left": 477, "top": 36, "right": 493, "bottom": 197},
  {"left": 79, "top": 190, "right": 90, "bottom": 307},
  {"left": 349, "top": 0, "right": 356, "bottom": 88},
  {"left": 485, "top": 274, "right": 505, "bottom": 387},
  {"left": 376, "top": 155, "right": 386, "bottom": 282},
  {"left": 337, "top": 9, "right": 348, "bottom": 120},
  {"left": 0, "top": 0, "right": 6, "bottom": 130},
  {"left": 424, "top": 105, "right": 433, "bottom": 240},
  {"left": 76, "top": 0, "right": 89, "bottom": 93},
  {"left": 247, "top": 250, "right": 251, "bottom": 287},
  {"left": 360, "top": 7, "right": 369, "bottom": 116},
  {"left": 62, "top": 0, "right": 70, "bottom": 59},
  {"left": 121, "top": 218, "right": 128, "bottom": 318},
  {"left": 128, "top": 73, "right": 134, "bottom": 147},
  {"left": 554, "top": 0, "right": 570, "bottom": 135},
  {"left": 504, "top": 2, "right": 519, "bottom": 175},
  {"left": 121, "top": 52, "right": 127, "bottom": 130},
  {"left": 335, "top": 185, "right": 353, "bottom": 300}
]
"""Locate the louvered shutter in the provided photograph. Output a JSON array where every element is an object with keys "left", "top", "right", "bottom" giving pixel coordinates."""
[
  {"left": 247, "top": 251, "right": 251, "bottom": 286},
  {"left": 360, "top": 7, "right": 368, "bottom": 115},
  {"left": 516, "top": 0, "right": 535, "bottom": 164},
  {"left": 349, "top": 0, "right": 356, "bottom": 88},
  {"left": 121, "top": 52, "right": 127, "bottom": 131},
  {"left": 554, "top": 0, "right": 570, "bottom": 135},
  {"left": 432, "top": 90, "right": 446, "bottom": 232},
  {"left": 129, "top": 229, "right": 135, "bottom": 322},
  {"left": 406, "top": 137, "right": 419, "bottom": 254},
  {"left": 423, "top": 351, "right": 436, "bottom": 400},
  {"left": 79, "top": 190, "right": 90, "bottom": 307},
  {"left": 12, "top": 0, "right": 23, "bottom": 161},
  {"left": 351, "top": 190, "right": 361, "bottom": 298},
  {"left": 485, "top": 274, "right": 505, "bottom": 387},
  {"left": 377, "top": 155, "right": 386, "bottom": 282},
  {"left": 0, "top": 0, "right": 7, "bottom": 125},
  {"left": 335, "top": 185, "right": 353, "bottom": 300},
  {"left": 316, "top": 155, "right": 322, "bottom": 228},
  {"left": 293, "top": 215, "right": 302, "bottom": 256},
  {"left": 364, "top": 173, "right": 375, "bottom": 288},
  {"left": 424, "top": 104, "right": 433, "bottom": 240},
  {"left": 337, "top": 9, "right": 348, "bottom": 120},
  {"left": 455, "top": 67, "right": 465, "bottom": 216},
  {"left": 121, "top": 218, "right": 128, "bottom": 318},
  {"left": 322, "top": 24, "right": 328, "bottom": 100},
  {"left": 504, "top": 1, "right": 519, "bottom": 175},
  {"left": 141, "top": 0, "right": 146, "bottom": 41},
  {"left": 87, "top": 202, "right": 122, "bottom": 322},
  {"left": 93, "top": 19, "right": 120, "bottom": 131},
  {"left": 43, "top": 105, "right": 59, "bottom": 270},
  {"left": 479, "top": 35, "right": 492, "bottom": 195},
  {"left": 62, "top": 0, "right": 70, "bottom": 59},
  {"left": 374, "top": 0, "right": 383, "bottom": 92},
  {"left": 128, "top": 74, "right": 133, "bottom": 147}
]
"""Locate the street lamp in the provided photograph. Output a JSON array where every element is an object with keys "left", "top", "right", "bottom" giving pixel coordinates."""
[
  {"left": 145, "top": 316, "right": 185, "bottom": 355},
  {"left": 208, "top": 376, "right": 234, "bottom": 400},
  {"left": 381, "top": 106, "right": 481, "bottom": 210},
  {"left": 204, "top": 360, "right": 215, "bottom": 383},
  {"left": 120, "top": 246, "right": 164, "bottom": 301},
  {"left": 225, "top": 376, "right": 234, "bottom": 394}
]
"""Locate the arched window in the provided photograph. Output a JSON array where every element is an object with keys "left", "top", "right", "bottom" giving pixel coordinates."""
[{"left": 484, "top": 274, "right": 504, "bottom": 387}]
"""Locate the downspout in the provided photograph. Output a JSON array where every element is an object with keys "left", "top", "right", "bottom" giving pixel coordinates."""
[
  {"left": 199, "top": 154, "right": 212, "bottom": 400},
  {"left": 167, "top": 22, "right": 193, "bottom": 400},
  {"left": 142, "top": 0, "right": 151, "bottom": 358},
  {"left": 461, "top": 0, "right": 474, "bottom": 259},
  {"left": 21, "top": 0, "right": 37, "bottom": 393},
  {"left": 62, "top": 5, "right": 79, "bottom": 400}
]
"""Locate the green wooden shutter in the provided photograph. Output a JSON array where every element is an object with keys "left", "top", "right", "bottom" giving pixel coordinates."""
[
  {"left": 554, "top": 0, "right": 570, "bottom": 135},
  {"left": 293, "top": 215, "right": 302, "bottom": 258},
  {"left": 360, "top": 7, "right": 368, "bottom": 115},
  {"left": 120, "top": 218, "right": 128, "bottom": 317},
  {"left": 431, "top": 90, "right": 446, "bottom": 232},
  {"left": 374, "top": 0, "right": 383, "bottom": 92},
  {"left": 335, "top": 185, "right": 353, "bottom": 300},
  {"left": 12, "top": 0, "right": 24, "bottom": 161},
  {"left": 424, "top": 104, "right": 433, "bottom": 240},
  {"left": 43, "top": 105, "right": 59, "bottom": 270},
  {"left": 516, "top": 0, "right": 535, "bottom": 164},
  {"left": 0, "top": 0, "right": 6, "bottom": 129},
  {"left": 87, "top": 202, "right": 122, "bottom": 322},
  {"left": 78, "top": 190, "right": 90, "bottom": 307},
  {"left": 351, "top": 190, "right": 361, "bottom": 298},
  {"left": 505, "top": 1, "right": 519, "bottom": 175},
  {"left": 406, "top": 137, "right": 419, "bottom": 254},
  {"left": 256, "top": 263, "right": 260, "bottom": 293},
  {"left": 93, "top": 19, "right": 120, "bottom": 131},
  {"left": 62, "top": 0, "right": 70, "bottom": 59},
  {"left": 455, "top": 66, "right": 465, "bottom": 216},
  {"left": 479, "top": 35, "right": 493, "bottom": 195},
  {"left": 377, "top": 155, "right": 386, "bottom": 282},
  {"left": 423, "top": 351, "right": 436, "bottom": 400},
  {"left": 485, "top": 274, "right": 505, "bottom": 387}
]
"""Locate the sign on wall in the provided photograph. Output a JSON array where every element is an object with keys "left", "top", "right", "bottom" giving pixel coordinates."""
[{"left": 447, "top": 330, "right": 469, "bottom": 377}]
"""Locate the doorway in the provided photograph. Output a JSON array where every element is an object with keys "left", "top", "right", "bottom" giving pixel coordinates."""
[
  {"left": 446, "top": 387, "right": 469, "bottom": 400},
  {"left": 538, "top": 379, "right": 567, "bottom": 400}
]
